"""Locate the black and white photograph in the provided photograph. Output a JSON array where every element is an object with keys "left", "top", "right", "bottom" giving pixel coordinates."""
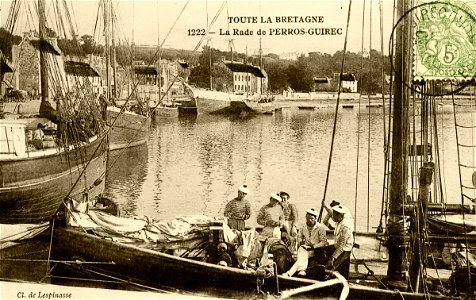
[{"left": 0, "top": 0, "right": 475, "bottom": 299}]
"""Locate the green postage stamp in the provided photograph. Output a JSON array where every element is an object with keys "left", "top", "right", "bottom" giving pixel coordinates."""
[{"left": 414, "top": 0, "right": 476, "bottom": 80}]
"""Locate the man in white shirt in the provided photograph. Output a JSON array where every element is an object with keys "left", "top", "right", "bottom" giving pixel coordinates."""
[
  {"left": 283, "top": 208, "right": 328, "bottom": 277},
  {"left": 317, "top": 204, "right": 354, "bottom": 279}
]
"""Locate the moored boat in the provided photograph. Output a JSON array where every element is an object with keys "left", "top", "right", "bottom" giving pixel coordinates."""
[
  {"left": 0, "top": 0, "right": 108, "bottom": 224},
  {"left": 243, "top": 96, "right": 277, "bottom": 114},
  {"left": 106, "top": 106, "right": 150, "bottom": 150},
  {"left": 49, "top": 203, "right": 459, "bottom": 299},
  {"left": 191, "top": 88, "right": 247, "bottom": 115},
  {"left": 0, "top": 124, "right": 107, "bottom": 223}
]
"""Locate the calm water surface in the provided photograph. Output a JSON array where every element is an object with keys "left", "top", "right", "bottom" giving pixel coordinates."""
[{"left": 105, "top": 103, "right": 470, "bottom": 232}]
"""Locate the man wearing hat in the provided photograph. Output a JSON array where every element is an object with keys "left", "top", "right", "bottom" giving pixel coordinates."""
[
  {"left": 280, "top": 191, "right": 298, "bottom": 236},
  {"left": 257, "top": 193, "right": 284, "bottom": 238},
  {"left": 321, "top": 200, "right": 340, "bottom": 230},
  {"left": 317, "top": 204, "right": 354, "bottom": 279},
  {"left": 284, "top": 208, "right": 328, "bottom": 277},
  {"left": 224, "top": 185, "right": 251, "bottom": 231}
]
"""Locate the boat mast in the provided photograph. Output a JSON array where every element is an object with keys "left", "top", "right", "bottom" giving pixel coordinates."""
[
  {"left": 157, "top": 0, "right": 162, "bottom": 106},
  {"left": 104, "top": 0, "right": 111, "bottom": 102},
  {"left": 259, "top": 34, "right": 263, "bottom": 95},
  {"left": 387, "top": 0, "right": 410, "bottom": 281},
  {"left": 111, "top": 0, "right": 117, "bottom": 99},
  {"left": 38, "top": 0, "right": 49, "bottom": 102},
  {"left": 131, "top": 0, "right": 135, "bottom": 99}
]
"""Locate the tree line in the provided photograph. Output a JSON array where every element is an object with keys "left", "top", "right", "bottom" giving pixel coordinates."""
[
  {"left": 1, "top": 27, "right": 391, "bottom": 94},
  {"left": 186, "top": 46, "right": 391, "bottom": 94}
]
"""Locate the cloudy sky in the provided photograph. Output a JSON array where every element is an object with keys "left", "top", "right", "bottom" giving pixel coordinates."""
[{"left": 1, "top": 0, "right": 397, "bottom": 56}]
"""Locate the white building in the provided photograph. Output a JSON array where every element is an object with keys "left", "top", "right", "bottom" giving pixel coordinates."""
[{"left": 224, "top": 61, "right": 268, "bottom": 94}]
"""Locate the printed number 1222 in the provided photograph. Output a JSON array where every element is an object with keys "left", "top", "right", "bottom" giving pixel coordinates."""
[{"left": 188, "top": 29, "right": 206, "bottom": 36}]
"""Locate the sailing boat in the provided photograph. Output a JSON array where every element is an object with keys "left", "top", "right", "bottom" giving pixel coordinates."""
[
  {"left": 242, "top": 33, "right": 277, "bottom": 114},
  {"left": 186, "top": 3, "right": 252, "bottom": 115},
  {"left": 103, "top": 0, "right": 150, "bottom": 151},
  {"left": 0, "top": 0, "right": 108, "bottom": 224},
  {"left": 150, "top": 60, "right": 181, "bottom": 119},
  {"left": 190, "top": 52, "right": 249, "bottom": 115}
]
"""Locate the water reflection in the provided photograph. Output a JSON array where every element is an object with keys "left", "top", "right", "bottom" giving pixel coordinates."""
[
  {"left": 105, "top": 143, "right": 149, "bottom": 216},
  {"left": 104, "top": 106, "right": 466, "bottom": 231}
]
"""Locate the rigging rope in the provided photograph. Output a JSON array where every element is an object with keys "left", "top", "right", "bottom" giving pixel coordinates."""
[
  {"left": 318, "top": 0, "right": 353, "bottom": 222},
  {"left": 450, "top": 83, "right": 473, "bottom": 290},
  {"left": 353, "top": 0, "right": 366, "bottom": 231},
  {"left": 193, "top": 1, "right": 227, "bottom": 51},
  {"left": 366, "top": 0, "right": 373, "bottom": 232}
]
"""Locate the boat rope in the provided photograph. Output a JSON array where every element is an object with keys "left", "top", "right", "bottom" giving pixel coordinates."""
[
  {"left": 279, "top": 271, "right": 349, "bottom": 300},
  {"left": 318, "top": 0, "right": 353, "bottom": 222},
  {"left": 0, "top": 258, "right": 116, "bottom": 264},
  {"left": 179, "top": 239, "right": 209, "bottom": 259},
  {"left": 376, "top": 0, "right": 393, "bottom": 234},
  {"left": 378, "top": 0, "right": 398, "bottom": 234},
  {"left": 351, "top": 251, "right": 389, "bottom": 290},
  {"left": 427, "top": 254, "right": 447, "bottom": 297},
  {"left": 46, "top": 218, "right": 55, "bottom": 278},
  {"left": 431, "top": 96, "right": 444, "bottom": 204},
  {"left": 353, "top": 0, "right": 366, "bottom": 233},
  {"left": 193, "top": 1, "right": 227, "bottom": 51},
  {"left": 160, "top": 1, "right": 190, "bottom": 51},
  {"left": 366, "top": 0, "right": 373, "bottom": 233},
  {"left": 451, "top": 83, "right": 473, "bottom": 291},
  {"left": 67, "top": 265, "right": 174, "bottom": 293},
  {"left": 0, "top": 223, "right": 49, "bottom": 242},
  {"left": 47, "top": 274, "right": 123, "bottom": 285}
]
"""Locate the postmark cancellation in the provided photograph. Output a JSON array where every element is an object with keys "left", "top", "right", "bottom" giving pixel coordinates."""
[{"left": 414, "top": 0, "right": 476, "bottom": 81}]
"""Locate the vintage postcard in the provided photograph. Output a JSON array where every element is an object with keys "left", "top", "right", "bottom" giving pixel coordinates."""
[{"left": 1, "top": 0, "right": 475, "bottom": 300}]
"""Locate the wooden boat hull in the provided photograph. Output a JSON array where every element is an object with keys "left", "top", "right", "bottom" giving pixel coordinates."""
[
  {"left": 0, "top": 136, "right": 108, "bottom": 224},
  {"left": 152, "top": 105, "right": 179, "bottom": 118},
  {"left": 243, "top": 100, "right": 277, "bottom": 114},
  {"left": 192, "top": 90, "right": 247, "bottom": 114},
  {"left": 51, "top": 227, "right": 450, "bottom": 299},
  {"left": 106, "top": 108, "right": 150, "bottom": 151}
]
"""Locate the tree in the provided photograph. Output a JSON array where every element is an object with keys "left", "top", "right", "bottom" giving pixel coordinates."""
[
  {"left": 265, "top": 59, "right": 289, "bottom": 92},
  {"left": 80, "top": 34, "right": 96, "bottom": 55},
  {"left": 189, "top": 45, "right": 226, "bottom": 89}
]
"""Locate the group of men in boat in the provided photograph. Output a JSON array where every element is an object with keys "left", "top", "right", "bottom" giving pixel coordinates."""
[{"left": 223, "top": 184, "right": 354, "bottom": 279}]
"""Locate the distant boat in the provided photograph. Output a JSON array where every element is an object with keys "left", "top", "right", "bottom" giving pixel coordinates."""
[
  {"left": 298, "top": 106, "right": 317, "bottom": 110},
  {"left": 102, "top": 3, "right": 150, "bottom": 151},
  {"left": 106, "top": 106, "right": 150, "bottom": 150},
  {"left": 243, "top": 96, "right": 277, "bottom": 114},
  {"left": 192, "top": 88, "right": 247, "bottom": 114},
  {"left": 152, "top": 102, "right": 180, "bottom": 118}
]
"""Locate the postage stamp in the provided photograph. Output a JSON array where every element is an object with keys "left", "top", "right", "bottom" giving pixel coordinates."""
[{"left": 414, "top": 0, "right": 476, "bottom": 80}]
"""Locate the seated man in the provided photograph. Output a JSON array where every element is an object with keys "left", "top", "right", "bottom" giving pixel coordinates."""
[
  {"left": 29, "top": 123, "right": 45, "bottom": 150},
  {"left": 284, "top": 208, "right": 328, "bottom": 277},
  {"left": 257, "top": 193, "right": 284, "bottom": 239},
  {"left": 315, "top": 204, "right": 354, "bottom": 279}
]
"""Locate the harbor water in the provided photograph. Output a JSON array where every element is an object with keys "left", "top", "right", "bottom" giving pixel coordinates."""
[{"left": 105, "top": 101, "right": 469, "bottom": 233}]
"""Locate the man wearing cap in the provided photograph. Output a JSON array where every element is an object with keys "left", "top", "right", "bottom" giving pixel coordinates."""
[
  {"left": 224, "top": 185, "right": 251, "bottom": 231},
  {"left": 322, "top": 200, "right": 340, "bottom": 230},
  {"left": 319, "top": 204, "right": 354, "bottom": 279},
  {"left": 280, "top": 191, "right": 298, "bottom": 236},
  {"left": 284, "top": 208, "right": 328, "bottom": 277},
  {"left": 257, "top": 193, "right": 284, "bottom": 238}
]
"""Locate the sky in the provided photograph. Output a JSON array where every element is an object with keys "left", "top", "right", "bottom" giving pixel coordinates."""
[{"left": 0, "top": 0, "right": 398, "bottom": 57}]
